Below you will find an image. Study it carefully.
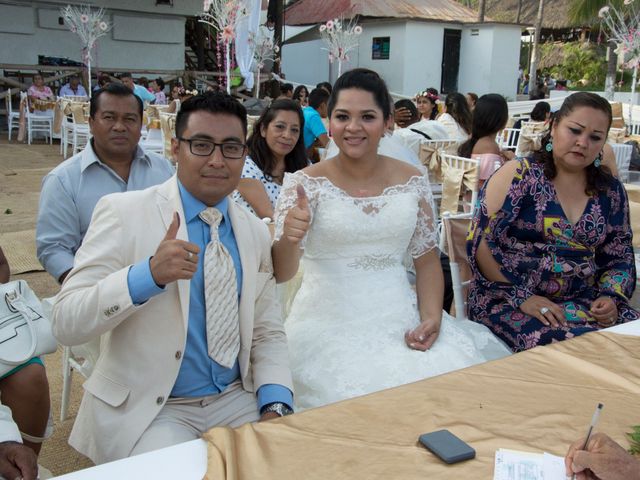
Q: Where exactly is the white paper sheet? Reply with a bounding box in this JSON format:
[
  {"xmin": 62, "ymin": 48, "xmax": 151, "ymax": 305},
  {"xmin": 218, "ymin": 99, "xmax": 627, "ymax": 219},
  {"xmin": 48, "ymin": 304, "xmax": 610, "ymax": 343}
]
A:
[{"xmin": 494, "ymin": 449, "xmax": 566, "ymax": 480}]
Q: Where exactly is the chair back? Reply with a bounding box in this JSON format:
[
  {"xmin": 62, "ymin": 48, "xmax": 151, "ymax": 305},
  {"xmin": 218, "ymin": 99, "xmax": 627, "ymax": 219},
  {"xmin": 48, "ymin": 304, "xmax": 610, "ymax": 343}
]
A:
[
  {"xmin": 5, "ymin": 88, "xmax": 12, "ymax": 116},
  {"xmin": 439, "ymin": 153, "xmax": 480, "ymax": 216},
  {"xmin": 419, "ymin": 139, "xmax": 459, "ymax": 182},
  {"xmin": 496, "ymin": 128, "xmax": 520, "ymax": 150},
  {"xmin": 611, "ymin": 143, "xmax": 633, "ymax": 182},
  {"xmin": 608, "ymin": 127, "xmax": 626, "ymax": 144},
  {"xmin": 159, "ymin": 112, "xmax": 177, "ymax": 162},
  {"xmin": 442, "ymin": 212, "xmax": 473, "ymax": 321}
]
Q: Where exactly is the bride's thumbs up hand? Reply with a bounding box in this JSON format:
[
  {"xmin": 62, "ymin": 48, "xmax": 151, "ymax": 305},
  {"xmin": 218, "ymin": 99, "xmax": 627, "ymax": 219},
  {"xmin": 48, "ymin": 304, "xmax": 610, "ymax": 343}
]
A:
[{"xmin": 283, "ymin": 184, "xmax": 311, "ymax": 244}]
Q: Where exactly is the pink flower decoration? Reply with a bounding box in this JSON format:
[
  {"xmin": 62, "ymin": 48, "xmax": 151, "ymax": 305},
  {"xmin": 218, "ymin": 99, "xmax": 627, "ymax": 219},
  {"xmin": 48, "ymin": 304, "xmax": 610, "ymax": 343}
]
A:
[
  {"xmin": 99, "ymin": 21, "xmax": 108, "ymax": 31},
  {"xmin": 80, "ymin": 14, "xmax": 89, "ymax": 23},
  {"xmin": 326, "ymin": 20, "xmax": 334, "ymax": 30},
  {"xmin": 221, "ymin": 25, "xmax": 235, "ymax": 43},
  {"xmin": 319, "ymin": 24, "xmax": 327, "ymax": 32}
]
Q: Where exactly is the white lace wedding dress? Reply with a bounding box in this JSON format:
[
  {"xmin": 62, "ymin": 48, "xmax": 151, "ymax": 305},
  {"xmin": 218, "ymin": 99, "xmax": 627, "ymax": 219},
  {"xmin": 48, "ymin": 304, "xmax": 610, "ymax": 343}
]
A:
[{"xmin": 274, "ymin": 170, "xmax": 511, "ymax": 411}]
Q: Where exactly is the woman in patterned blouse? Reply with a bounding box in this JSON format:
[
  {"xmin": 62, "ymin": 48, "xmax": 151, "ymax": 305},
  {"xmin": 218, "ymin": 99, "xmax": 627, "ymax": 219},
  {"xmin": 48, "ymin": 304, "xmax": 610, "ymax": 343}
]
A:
[
  {"xmin": 467, "ymin": 92, "xmax": 639, "ymax": 352},
  {"xmin": 233, "ymin": 99, "xmax": 308, "ymax": 219}
]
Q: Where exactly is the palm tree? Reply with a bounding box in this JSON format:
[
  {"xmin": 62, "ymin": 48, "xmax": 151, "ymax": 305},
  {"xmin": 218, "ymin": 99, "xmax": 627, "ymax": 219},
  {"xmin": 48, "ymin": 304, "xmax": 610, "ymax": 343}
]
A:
[
  {"xmin": 478, "ymin": 0, "xmax": 486, "ymax": 22},
  {"xmin": 568, "ymin": 0, "xmax": 624, "ymax": 100}
]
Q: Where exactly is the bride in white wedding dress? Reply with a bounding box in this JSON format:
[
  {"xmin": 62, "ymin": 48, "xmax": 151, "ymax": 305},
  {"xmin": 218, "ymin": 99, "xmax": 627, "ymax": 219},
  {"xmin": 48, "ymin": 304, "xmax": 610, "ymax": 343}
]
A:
[{"xmin": 272, "ymin": 69, "xmax": 510, "ymax": 411}]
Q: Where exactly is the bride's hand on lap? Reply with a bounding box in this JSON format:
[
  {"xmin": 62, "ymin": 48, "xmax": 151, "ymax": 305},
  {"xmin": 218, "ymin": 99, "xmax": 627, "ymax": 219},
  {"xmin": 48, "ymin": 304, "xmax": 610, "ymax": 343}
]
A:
[
  {"xmin": 283, "ymin": 184, "xmax": 311, "ymax": 244},
  {"xmin": 520, "ymin": 295, "xmax": 566, "ymax": 327},
  {"xmin": 405, "ymin": 317, "xmax": 441, "ymax": 351}
]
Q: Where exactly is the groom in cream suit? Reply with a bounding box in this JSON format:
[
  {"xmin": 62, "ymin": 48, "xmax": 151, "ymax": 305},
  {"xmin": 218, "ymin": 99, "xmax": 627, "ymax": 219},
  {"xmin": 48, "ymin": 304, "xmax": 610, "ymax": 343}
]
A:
[{"xmin": 52, "ymin": 93, "xmax": 294, "ymax": 464}]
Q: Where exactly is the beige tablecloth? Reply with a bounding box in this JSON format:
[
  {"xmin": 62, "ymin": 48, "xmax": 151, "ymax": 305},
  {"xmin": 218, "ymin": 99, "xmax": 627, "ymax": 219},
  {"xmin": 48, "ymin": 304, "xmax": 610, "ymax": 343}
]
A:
[{"xmin": 204, "ymin": 332, "xmax": 640, "ymax": 479}]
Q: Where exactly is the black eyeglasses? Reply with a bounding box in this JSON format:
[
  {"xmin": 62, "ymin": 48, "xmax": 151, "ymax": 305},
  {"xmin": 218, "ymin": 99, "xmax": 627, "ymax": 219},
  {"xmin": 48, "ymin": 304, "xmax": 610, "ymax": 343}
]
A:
[{"xmin": 177, "ymin": 137, "xmax": 246, "ymax": 159}]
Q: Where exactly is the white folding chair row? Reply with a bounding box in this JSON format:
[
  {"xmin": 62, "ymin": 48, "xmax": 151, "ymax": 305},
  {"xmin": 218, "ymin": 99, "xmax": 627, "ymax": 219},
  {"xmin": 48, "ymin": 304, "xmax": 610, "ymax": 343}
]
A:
[
  {"xmin": 611, "ymin": 142, "xmax": 633, "ymax": 183},
  {"xmin": 441, "ymin": 212, "xmax": 474, "ymax": 321},
  {"xmin": 5, "ymin": 88, "xmax": 21, "ymax": 141}
]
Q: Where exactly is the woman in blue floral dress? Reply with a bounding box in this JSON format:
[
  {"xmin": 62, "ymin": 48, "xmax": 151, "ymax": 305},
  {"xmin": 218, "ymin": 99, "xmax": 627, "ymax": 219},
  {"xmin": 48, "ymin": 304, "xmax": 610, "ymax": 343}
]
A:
[{"xmin": 467, "ymin": 92, "xmax": 639, "ymax": 352}]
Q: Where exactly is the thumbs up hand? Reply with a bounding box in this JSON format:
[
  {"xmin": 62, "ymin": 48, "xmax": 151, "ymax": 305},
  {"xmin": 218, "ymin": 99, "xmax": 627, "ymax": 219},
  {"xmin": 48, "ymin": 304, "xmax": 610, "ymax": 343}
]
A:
[
  {"xmin": 283, "ymin": 184, "xmax": 311, "ymax": 245},
  {"xmin": 150, "ymin": 212, "xmax": 200, "ymax": 287}
]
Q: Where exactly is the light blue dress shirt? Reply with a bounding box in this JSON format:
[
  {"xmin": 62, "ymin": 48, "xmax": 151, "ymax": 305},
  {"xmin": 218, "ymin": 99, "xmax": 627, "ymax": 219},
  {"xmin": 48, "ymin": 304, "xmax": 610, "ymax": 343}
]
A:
[
  {"xmin": 36, "ymin": 141, "xmax": 174, "ymax": 281},
  {"xmin": 303, "ymin": 106, "xmax": 327, "ymax": 148},
  {"xmin": 134, "ymin": 84, "xmax": 156, "ymax": 103},
  {"xmin": 127, "ymin": 182, "xmax": 292, "ymax": 410},
  {"xmin": 59, "ymin": 83, "xmax": 88, "ymax": 97}
]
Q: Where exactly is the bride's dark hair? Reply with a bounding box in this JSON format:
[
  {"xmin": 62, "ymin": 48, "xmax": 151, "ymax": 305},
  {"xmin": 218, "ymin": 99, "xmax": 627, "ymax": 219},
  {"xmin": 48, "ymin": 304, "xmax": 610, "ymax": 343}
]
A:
[{"xmin": 327, "ymin": 68, "xmax": 392, "ymax": 120}]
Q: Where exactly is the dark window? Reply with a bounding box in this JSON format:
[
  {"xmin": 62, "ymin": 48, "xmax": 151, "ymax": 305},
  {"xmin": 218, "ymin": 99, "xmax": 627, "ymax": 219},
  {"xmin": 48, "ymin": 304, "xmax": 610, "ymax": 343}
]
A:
[
  {"xmin": 156, "ymin": 0, "xmax": 173, "ymax": 5},
  {"xmin": 372, "ymin": 37, "xmax": 390, "ymax": 60}
]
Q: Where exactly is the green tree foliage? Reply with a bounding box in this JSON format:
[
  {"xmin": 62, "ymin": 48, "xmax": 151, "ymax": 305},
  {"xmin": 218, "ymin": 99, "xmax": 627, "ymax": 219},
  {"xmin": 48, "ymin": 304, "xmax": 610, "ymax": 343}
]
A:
[{"xmin": 541, "ymin": 42, "xmax": 606, "ymax": 86}]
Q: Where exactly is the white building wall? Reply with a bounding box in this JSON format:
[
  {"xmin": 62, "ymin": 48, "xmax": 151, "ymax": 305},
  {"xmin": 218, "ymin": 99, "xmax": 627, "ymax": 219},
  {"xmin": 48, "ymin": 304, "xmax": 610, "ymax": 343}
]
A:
[
  {"xmin": 458, "ymin": 24, "xmax": 521, "ymax": 99},
  {"xmin": 281, "ymin": 38, "xmax": 328, "ymax": 88},
  {"xmin": 0, "ymin": 1, "xmax": 202, "ymax": 70}
]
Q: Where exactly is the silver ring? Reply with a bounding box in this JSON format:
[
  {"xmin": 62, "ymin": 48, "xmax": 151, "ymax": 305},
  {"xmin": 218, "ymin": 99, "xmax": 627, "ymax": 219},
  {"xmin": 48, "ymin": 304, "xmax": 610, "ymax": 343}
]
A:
[
  {"xmin": 187, "ymin": 251, "xmax": 193, "ymax": 261},
  {"xmin": 540, "ymin": 307, "xmax": 550, "ymax": 315}
]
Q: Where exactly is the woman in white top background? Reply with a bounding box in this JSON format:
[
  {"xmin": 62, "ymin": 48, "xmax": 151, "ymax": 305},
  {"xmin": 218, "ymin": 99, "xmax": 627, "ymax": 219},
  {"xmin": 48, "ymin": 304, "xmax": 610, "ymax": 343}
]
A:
[
  {"xmin": 438, "ymin": 92, "xmax": 472, "ymax": 142},
  {"xmin": 233, "ymin": 99, "xmax": 308, "ymax": 219}
]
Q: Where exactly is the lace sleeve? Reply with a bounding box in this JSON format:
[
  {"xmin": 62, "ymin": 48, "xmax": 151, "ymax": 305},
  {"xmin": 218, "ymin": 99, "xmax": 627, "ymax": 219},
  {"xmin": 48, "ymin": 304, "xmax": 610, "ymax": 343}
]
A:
[
  {"xmin": 408, "ymin": 173, "xmax": 439, "ymax": 258},
  {"xmin": 273, "ymin": 171, "xmax": 309, "ymax": 244}
]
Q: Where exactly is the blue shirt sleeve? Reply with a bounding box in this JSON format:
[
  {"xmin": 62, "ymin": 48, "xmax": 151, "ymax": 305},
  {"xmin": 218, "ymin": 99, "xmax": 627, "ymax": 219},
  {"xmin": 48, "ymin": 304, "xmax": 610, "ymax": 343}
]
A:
[
  {"xmin": 127, "ymin": 257, "xmax": 165, "ymax": 305},
  {"xmin": 308, "ymin": 112, "xmax": 327, "ymax": 139},
  {"xmin": 257, "ymin": 384, "xmax": 294, "ymax": 412},
  {"xmin": 36, "ymin": 174, "xmax": 82, "ymax": 282}
]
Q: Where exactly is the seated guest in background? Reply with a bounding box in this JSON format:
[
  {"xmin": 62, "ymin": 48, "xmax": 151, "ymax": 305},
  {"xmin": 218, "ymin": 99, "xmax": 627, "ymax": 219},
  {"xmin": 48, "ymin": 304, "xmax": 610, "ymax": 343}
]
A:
[
  {"xmin": 303, "ymin": 88, "xmax": 330, "ymax": 156},
  {"xmin": 393, "ymin": 98, "xmax": 420, "ymax": 129},
  {"xmin": 467, "ymin": 92, "xmax": 639, "ymax": 352},
  {"xmin": 233, "ymin": 99, "xmax": 307, "ymax": 219},
  {"xmin": 170, "ymin": 83, "xmax": 182, "ymax": 101},
  {"xmin": 529, "ymin": 82, "xmax": 547, "ymax": 100},
  {"xmin": 120, "ymin": 72, "xmax": 155, "ymax": 104},
  {"xmin": 438, "ymin": 92, "xmax": 472, "ymax": 141},
  {"xmin": 394, "ymin": 97, "xmax": 448, "ymax": 144},
  {"xmin": 27, "ymin": 74, "xmax": 54, "ymax": 102},
  {"xmin": 466, "ymin": 92, "xmax": 478, "ymax": 111},
  {"xmin": 59, "ymin": 75, "xmax": 88, "ymax": 98},
  {"xmin": 565, "ymin": 432, "xmax": 640, "ymax": 479},
  {"xmin": 293, "ymin": 85, "xmax": 309, "ymax": 107},
  {"xmin": 279, "ymin": 83, "xmax": 294, "ymax": 99},
  {"xmin": 511, "ymin": 101, "xmax": 551, "ymax": 152},
  {"xmin": 94, "ymin": 73, "xmax": 111, "ymax": 92},
  {"xmin": 36, "ymin": 83, "xmax": 174, "ymax": 285},
  {"xmin": 415, "ymin": 87, "xmax": 439, "ymax": 121},
  {"xmin": 0, "ymin": 247, "xmax": 51, "ymax": 478},
  {"xmin": 458, "ymin": 94, "xmax": 514, "ymax": 187},
  {"xmin": 316, "ymin": 81, "xmax": 332, "ymax": 95},
  {"xmin": 52, "ymin": 92, "xmax": 293, "ymax": 464},
  {"xmin": 150, "ymin": 77, "xmax": 167, "ymax": 105}
]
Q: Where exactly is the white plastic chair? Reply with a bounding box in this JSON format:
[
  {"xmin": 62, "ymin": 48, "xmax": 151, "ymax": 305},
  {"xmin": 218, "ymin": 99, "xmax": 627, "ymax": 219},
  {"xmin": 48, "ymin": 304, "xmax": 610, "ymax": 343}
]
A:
[
  {"xmin": 140, "ymin": 127, "xmax": 164, "ymax": 155},
  {"xmin": 5, "ymin": 89, "xmax": 21, "ymax": 141},
  {"xmin": 611, "ymin": 142, "xmax": 633, "ymax": 183},
  {"xmin": 441, "ymin": 212, "xmax": 473, "ymax": 321},
  {"xmin": 496, "ymin": 128, "xmax": 520, "ymax": 150},
  {"xmin": 26, "ymin": 97, "xmax": 54, "ymax": 145}
]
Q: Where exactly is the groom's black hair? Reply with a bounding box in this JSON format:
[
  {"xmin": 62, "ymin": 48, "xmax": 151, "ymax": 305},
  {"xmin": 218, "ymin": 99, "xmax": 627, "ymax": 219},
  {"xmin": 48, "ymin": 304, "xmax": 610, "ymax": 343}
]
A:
[
  {"xmin": 328, "ymin": 68, "xmax": 392, "ymax": 120},
  {"xmin": 175, "ymin": 92, "xmax": 248, "ymax": 138}
]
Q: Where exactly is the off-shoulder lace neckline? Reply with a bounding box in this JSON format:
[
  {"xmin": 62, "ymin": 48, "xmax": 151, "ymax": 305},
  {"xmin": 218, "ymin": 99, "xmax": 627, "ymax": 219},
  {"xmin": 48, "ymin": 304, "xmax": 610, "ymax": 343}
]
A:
[{"xmin": 290, "ymin": 171, "xmax": 426, "ymax": 200}]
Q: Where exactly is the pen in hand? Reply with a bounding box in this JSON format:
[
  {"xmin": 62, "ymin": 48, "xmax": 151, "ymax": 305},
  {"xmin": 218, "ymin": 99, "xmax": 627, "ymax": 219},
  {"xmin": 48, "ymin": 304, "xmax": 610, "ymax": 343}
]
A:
[{"xmin": 571, "ymin": 403, "xmax": 604, "ymax": 480}]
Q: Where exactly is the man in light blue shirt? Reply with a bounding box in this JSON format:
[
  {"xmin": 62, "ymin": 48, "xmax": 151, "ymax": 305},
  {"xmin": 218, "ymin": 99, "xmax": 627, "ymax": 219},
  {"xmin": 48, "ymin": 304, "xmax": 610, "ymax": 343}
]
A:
[
  {"xmin": 36, "ymin": 83, "xmax": 174, "ymax": 283},
  {"xmin": 51, "ymin": 92, "xmax": 293, "ymax": 462},
  {"xmin": 121, "ymin": 72, "xmax": 156, "ymax": 104},
  {"xmin": 58, "ymin": 75, "xmax": 88, "ymax": 98},
  {"xmin": 303, "ymin": 87, "xmax": 330, "ymax": 154}
]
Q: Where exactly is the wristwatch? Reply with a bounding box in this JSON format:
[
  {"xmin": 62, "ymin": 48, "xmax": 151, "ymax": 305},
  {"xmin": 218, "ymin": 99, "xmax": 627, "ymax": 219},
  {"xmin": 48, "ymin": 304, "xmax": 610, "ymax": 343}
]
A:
[{"xmin": 260, "ymin": 402, "xmax": 294, "ymax": 417}]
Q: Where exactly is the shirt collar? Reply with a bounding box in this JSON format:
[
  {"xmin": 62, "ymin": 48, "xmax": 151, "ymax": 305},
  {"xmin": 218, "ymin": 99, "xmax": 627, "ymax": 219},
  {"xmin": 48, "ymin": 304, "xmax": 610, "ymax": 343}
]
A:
[
  {"xmin": 177, "ymin": 180, "xmax": 230, "ymax": 225},
  {"xmin": 80, "ymin": 140, "xmax": 150, "ymax": 172}
]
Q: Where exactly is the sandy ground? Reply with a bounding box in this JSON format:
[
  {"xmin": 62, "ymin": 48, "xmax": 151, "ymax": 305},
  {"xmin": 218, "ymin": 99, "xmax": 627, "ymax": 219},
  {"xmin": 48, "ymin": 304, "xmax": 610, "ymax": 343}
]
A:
[{"xmin": 1, "ymin": 137, "xmax": 94, "ymax": 476}]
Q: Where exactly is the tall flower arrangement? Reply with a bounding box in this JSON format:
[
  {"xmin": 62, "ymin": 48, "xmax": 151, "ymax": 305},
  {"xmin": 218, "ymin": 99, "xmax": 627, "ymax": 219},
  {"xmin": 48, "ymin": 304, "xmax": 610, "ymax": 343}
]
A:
[
  {"xmin": 201, "ymin": 0, "xmax": 248, "ymax": 94},
  {"xmin": 599, "ymin": 0, "xmax": 640, "ymax": 122},
  {"xmin": 319, "ymin": 16, "xmax": 363, "ymax": 77},
  {"xmin": 249, "ymin": 28, "xmax": 279, "ymax": 97},
  {"xmin": 61, "ymin": 4, "xmax": 111, "ymax": 96}
]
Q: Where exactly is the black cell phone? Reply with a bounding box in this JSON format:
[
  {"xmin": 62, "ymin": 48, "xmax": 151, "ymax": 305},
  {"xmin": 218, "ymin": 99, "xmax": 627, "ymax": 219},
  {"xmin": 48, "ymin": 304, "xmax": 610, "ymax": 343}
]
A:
[{"xmin": 418, "ymin": 429, "xmax": 476, "ymax": 464}]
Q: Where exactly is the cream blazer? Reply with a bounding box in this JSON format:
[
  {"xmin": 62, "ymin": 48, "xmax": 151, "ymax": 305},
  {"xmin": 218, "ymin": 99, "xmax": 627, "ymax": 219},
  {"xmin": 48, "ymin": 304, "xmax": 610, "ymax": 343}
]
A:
[{"xmin": 52, "ymin": 175, "xmax": 293, "ymax": 464}]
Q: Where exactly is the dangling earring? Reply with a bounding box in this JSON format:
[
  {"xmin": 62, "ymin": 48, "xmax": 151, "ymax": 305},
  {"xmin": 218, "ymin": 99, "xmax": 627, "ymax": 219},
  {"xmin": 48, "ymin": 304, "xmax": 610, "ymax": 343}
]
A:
[
  {"xmin": 545, "ymin": 139, "xmax": 553, "ymax": 152},
  {"xmin": 594, "ymin": 152, "xmax": 602, "ymax": 168}
]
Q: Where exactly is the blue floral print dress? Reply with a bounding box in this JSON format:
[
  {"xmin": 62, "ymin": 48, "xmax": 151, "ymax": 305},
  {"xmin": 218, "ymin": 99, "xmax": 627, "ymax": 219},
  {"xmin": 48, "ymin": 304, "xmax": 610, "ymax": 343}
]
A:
[{"xmin": 467, "ymin": 159, "xmax": 639, "ymax": 352}]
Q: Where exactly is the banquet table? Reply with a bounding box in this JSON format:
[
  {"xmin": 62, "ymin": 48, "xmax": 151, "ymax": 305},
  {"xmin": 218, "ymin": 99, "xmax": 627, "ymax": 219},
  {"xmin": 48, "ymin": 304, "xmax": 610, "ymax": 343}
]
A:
[{"xmin": 53, "ymin": 321, "xmax": 640, "ymax": 479}]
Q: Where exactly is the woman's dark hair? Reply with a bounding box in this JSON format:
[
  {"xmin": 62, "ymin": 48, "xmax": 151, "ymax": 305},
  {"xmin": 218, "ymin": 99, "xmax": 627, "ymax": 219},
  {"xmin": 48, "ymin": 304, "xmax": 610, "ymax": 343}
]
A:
[
  {"xmin": 328, "ymin": 68, "xmax": 392, "ymax": 120},
  {"xmin": 458, "ymin": 94, "xmax": 508, "ymax": 158},
  {"xmin": 394, "ymin": 99, "xmax": 419, "ymax": 124},
  {"xmin": 247, "ymin": 99, "xmax": 307, "ymax": 180},
  {"xmin": 155, "ymin": 77, "xmax": 165, "ymax": 91},
  {"xmin": 530, "ymin": 101, "xmax": 550, "ymax": 121},
  {"xmin": 293, "ymin": 85, "xmax": 308, "ymax": 103},
  {"xmin": 444, "ymin": 92, "xmax": 472, "ymax": 135},
  {"xmin": 466, "ymin": 92, "xmax": 478, "ymax": 106},
  {"xmin": 533, "ymin": 92, "xmax": 613, "ymax": 193}
]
